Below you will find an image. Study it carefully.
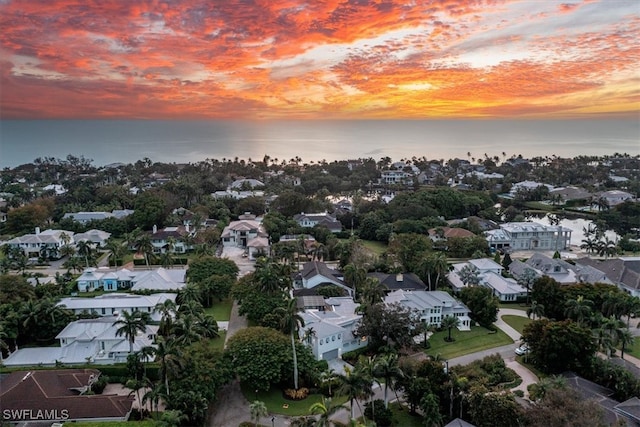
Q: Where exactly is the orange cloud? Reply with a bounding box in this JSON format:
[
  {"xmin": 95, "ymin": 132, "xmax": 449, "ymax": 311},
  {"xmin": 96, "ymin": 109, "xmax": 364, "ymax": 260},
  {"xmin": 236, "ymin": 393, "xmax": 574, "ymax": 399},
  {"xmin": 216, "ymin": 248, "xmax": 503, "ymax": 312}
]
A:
[{"xmin": 0, "ymin": 0, "xmax": 638, "ymax": 119}]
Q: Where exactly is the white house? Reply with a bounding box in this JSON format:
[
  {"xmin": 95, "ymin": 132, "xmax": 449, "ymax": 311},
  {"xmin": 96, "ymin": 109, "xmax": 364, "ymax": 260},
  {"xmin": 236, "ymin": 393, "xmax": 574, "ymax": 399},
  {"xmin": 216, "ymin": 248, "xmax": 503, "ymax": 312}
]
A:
[
  {"xmin": 74, "ymin": 229, "xmax": 112, "ymax": 248},
  {"xmin": 3, "ymin": 316, "xmax": 158, "ymax": 367},
  {"xmin": 76, "ymin": 267, "xmax": 186, "ymax": 292},
  {"xmin": 221, "ymin": 213, "xmax": 268, "ymax": 248},
  {"xmin": 3, "ymin": 228, "xmax": 74, "ymax": 259},
  {"xmin": 63, "ymin": 209, "xmax": 134, "ymax": 224},
  {"xmin": 484, "ymin": 222, "xmax": 572, "ymax": 252},
  {"xmin": 385, "ymin": 290, "xmax": 472, "ymax": 330},
  {"xmin": 596, "ymin": 190, "xmax": 635, "ymax": 207},
  {"xmin": 300, "ymin": 296, "xmax": 367, "ymax": 361},
  {"xmin": 58, "ymin": 293, "xmax": 177, "ymax": 321},
  {"xmin": 293, "ymin": 212, "xmax": 342, "ymax": 233},
  {"xmin": 380, "ymin": 170, "xmax": 413, "ymax": 185},
  {"xmin": 509, "ymin": 181, "xmax": 554, "ymax": 197},
  {"xmin": 448, "ymin": 259, "xmax": 527, "ymax": 302},
  {"xmin": 149, "ymin": 224, "xmax": 194, "ymax": 253}
]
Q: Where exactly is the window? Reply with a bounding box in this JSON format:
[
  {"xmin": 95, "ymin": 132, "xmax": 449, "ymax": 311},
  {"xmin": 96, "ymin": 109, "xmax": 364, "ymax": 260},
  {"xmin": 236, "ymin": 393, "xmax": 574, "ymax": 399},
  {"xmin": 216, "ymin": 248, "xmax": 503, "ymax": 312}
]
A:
[
  {"xmin": 332, "ymin": 336, "xmax": 336, "ymax": 342},
  {"xmin": 320, "ymin": 339, "xmax": 324, "ymax": 345},
  {"xmin": 338, "ymin": 334, "xmax": 342, "ymax": 339}
]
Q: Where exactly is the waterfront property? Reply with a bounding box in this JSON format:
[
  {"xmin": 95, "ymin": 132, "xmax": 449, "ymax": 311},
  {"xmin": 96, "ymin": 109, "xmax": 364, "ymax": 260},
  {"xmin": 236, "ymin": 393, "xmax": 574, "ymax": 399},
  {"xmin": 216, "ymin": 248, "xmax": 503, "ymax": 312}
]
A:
[{"xmin": 484, "ymin": 221, "xmax": 572, "ymax": 252}]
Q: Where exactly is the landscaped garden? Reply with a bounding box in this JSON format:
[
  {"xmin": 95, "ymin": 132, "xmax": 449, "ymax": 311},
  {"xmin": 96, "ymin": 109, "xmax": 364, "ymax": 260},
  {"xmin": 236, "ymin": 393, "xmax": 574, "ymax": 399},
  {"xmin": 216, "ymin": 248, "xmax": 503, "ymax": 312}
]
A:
[
  {"xmin": 204, "ymin": 298, "xmax": 233, "ymax": 321},
  {"xmin": 426, "ymin": 326, "xmax": 513, "ymax": 360},
  {"xmin": 240, "ymin": 383, "xmax": 348, "ymax": 416}
]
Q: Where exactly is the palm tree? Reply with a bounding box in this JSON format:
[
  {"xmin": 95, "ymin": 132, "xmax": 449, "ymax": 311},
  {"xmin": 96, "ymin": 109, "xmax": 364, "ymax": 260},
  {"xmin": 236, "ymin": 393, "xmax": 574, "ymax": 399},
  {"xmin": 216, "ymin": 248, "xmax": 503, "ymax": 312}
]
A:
[
  {"xmin": 171, "ymin": 314, "xmax": 203, "ymax": 346},
  {"xmin": 619, "ymin": 328, "xmax": 635, "ymax": 360},
  {"xmin": 564, "ymin": 295, "xmax": 593, "ymax": 326},
  {"xmin": 176, "ymin": 284, "xmax": 202, "ymax": 305},
  {"xmin": 309, "ymin": 397, "xmax": 346, "ymax": 427},
  {"xmin": 156, "ymin": 409, "xmax": 187, "ymax": 427},
  {"xmin": 343, "ymin": 263, "xmax": 367, "ymax": 300},
  {"xmin": 196, "ymin": 313, "xmax": 219, "ymax": 339},
  {"xmin": 275, "ymin": 298, "xmax": 305, "ymax": 390},
  {"xmin": 527, "ymin": 301, "xmax": 545, "ymax": 320},
  {"xmin": 76, "ymin": 240, "xmax": 94, "ymax": 268},
  {"xmin": 336, "ymin": 367, "xmax": 369, "ymax": 420},
  {"xmin": 373, "ymin": 353, "xmax": 404, "ymax": 408},
  {"xmin": 441, "ymin": 315, "xmax": 460, "ymax": 342},
  {"xmin": 105, "ymin": 239, "xmax": 126, "ymax": 267},
  {"xmin": 142, "ymin": 380, "xmax": 165, "ymax": 416},
  {"xmin": 113, "ymin": 311, "xmax": 151, "ymax": 354},
  {"xmin": 155, "ymin": 300, "xmax": 177, "ymax": 337},
  {"xmin": 359, "ymin": 278, "xmax": 386, "ymax": 307},
  {"xmin": 149, "ymin": 338, "xmax": 182, "ymax": 397},
  {"xmin": 249, "ymin": 400, "xmax": 268, "ymax": 427},
  {"xmin": 134, "ymin": 234, "xmax": 154, "ymax": 268}
]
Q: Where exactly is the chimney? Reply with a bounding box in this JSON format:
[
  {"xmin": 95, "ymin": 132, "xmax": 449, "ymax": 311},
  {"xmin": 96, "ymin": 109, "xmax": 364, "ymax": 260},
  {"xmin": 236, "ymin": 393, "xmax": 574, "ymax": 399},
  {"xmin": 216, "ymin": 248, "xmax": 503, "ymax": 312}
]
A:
[
  {"xmin": 152, "ymin": 224, "xmax": 157, "ymax": 234},
  {"xmin": 396, "ymin": 273, "xmax": 403, "ymax": 282},
  {"xmin": 35, "ymin": 227, "xmax": 40, "ymax": 235}
]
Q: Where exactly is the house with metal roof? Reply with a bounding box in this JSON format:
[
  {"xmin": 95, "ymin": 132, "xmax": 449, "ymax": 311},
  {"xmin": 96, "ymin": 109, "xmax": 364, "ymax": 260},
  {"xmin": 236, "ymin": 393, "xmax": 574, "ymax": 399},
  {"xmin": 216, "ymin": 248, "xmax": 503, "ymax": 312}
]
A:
[
  {"xmin": 3, "ymin": 228, "xmax": 74, "ymax": 259},
  {"xmin": 448, "ymin": 259, "xmax": 527, "ymax": 302},
  {"xmin": 57, "ymin": 293, "xmax": 176, "ymax": 321},
  {"xmin": 295, "ymin": 261, "xmax": 353, "ymax": 297},
  {"xmin": 299, "ymin": 296, "xmax": 366, "ymax": 361},
  {"xmin": 3, "ymin": 316, "xmax": 158, "ymax": 367},
  {"xmin": 484, "ymin": 221, "xmax": 572, "ymax": 252},
  {"xmin": 385, "ymin": 290, "xmax": 472, "ymax": 330}
]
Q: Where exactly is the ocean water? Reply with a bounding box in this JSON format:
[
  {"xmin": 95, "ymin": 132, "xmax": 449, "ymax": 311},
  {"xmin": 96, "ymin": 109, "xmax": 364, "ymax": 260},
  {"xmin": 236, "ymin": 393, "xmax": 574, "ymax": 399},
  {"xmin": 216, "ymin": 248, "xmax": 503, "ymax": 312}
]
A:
[{"xmin": 0, "ymin": 119, "xmax": 638, "ymax": 168}]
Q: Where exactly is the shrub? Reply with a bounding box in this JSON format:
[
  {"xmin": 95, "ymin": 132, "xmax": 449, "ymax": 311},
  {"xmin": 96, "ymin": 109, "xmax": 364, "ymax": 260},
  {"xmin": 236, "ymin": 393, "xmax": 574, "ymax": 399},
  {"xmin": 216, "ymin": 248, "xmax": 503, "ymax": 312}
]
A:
[
  {"xmin": 364, "ymin": 399, "xmax": 393, "ymax": 427},
  {"xmin": 513, "ymin": 389, "xmax": 524, "ymax": 398},
  {"xmin": 284, "ymin": 387, "xmax": 309, "ymax": 400}
]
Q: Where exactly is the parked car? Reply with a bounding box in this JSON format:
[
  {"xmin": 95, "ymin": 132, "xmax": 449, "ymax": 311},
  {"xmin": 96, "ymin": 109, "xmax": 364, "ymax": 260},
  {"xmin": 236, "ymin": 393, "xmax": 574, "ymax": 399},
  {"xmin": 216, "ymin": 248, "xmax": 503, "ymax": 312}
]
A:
[{"xmin": 515, "ymin": 345, "xmax": 529, "ymax": 356}]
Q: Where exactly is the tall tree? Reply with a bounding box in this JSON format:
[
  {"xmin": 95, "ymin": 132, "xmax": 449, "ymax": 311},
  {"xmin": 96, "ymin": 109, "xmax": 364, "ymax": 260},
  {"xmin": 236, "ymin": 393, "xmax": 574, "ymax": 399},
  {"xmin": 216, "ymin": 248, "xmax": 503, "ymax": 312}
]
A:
[
  {"xmin": 373, "ymin": 353, "xmax": 404, "ymax": 408},
  {"xmin": 113, "ymin": 311, "xmax": 151, "ymax": 354},
  {"xmin": 275, "ymin": 298, "xmax": 305, "ymax": 390},
  {"xmin": 441, "ymin": 315, "xmax": 461, "ymax": 342},
  {"xmin": 249, "ymin": 400, "xmax": 268, "ymax": 427}
]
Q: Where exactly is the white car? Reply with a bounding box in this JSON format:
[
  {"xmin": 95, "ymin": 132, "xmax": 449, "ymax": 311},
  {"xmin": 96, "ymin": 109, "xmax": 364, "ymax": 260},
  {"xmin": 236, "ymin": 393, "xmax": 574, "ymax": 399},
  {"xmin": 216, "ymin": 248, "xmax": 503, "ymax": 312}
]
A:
[{"xmin": 515, "ymin": 345, "xmax": 529, "ymax": 356}]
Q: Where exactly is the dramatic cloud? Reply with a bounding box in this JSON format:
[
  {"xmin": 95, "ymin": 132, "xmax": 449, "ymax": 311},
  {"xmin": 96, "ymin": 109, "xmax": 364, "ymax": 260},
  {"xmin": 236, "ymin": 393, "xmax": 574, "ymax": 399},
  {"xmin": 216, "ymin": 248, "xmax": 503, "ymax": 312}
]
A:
[{"xmin": 0, "ymin": 0, "xmax": 638, "ymax": 118}]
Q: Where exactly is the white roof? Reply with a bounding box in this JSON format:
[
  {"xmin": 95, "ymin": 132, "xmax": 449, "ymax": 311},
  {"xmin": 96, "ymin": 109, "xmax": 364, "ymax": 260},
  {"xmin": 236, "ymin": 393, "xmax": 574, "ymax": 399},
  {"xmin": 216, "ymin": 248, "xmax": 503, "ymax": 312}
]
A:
[
  {"xmin": 131, "ymin": 268, "xmax": 186, "ymax": 291},
  {"xmin": 481, "ymin": 272, "xmax": 526, "ymax": 296},
  {"xmin": 469, "ymin": 258, "xmax": 503, "ymax": 271},
  {"xmin": 58, "ymin": 293, "xmax": 177, "ymax": 311}
]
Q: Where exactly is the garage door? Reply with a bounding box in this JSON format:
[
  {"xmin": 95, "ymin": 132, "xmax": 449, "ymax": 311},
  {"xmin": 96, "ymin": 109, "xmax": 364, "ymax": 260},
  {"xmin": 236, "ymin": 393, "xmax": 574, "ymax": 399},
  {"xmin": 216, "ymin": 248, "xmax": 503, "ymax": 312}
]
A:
[{"xmin": 322, "ymin": 349, "xmax": 339, "ymax": 360}]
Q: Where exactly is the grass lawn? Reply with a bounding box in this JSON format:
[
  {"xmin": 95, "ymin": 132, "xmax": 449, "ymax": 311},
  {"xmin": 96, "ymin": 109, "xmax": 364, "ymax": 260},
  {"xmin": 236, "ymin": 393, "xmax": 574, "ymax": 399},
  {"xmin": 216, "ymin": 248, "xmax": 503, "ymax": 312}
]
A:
[
  {"xmin": 622, "ymin": 336, "xmax": 640, "ymax": 359},
  {"xmin": 208, "ymin": 331, "xmax": 226, "ymax": 352},
  {"xmin": 389, "ymin": 402, "xmax": 422, "ymax": 427},
  {"xmin": 502, "ymin": 315, "xmax": 532, "ymax": 335},
  {"xmin": 498, "ymin": 302, "xmax": 528, "ymax": 311},
  {"xmin": 204, "ymin": 298, "xmax": 233, "ymax": 321},
  {"xmin": 426, "ymin": 326, "xmax": 513, "ymax": 360},
  {"xmin": 241, "ymin": 383, "xmax": 348, "ymax": 416},
  {"xmin": 361, "ymin": 240, "xmax": 387, "ymax": 256},
  {"xmin": 70, "ymin": 422, "xmax": 157, "ymax": 427}
]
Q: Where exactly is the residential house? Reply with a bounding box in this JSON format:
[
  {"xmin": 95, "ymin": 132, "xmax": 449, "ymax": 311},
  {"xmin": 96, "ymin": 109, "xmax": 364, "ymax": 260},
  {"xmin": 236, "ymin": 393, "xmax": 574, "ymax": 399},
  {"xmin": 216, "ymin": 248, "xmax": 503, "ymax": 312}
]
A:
[
  {"xmin": 548, "ymin": 186, "xmax": 592, "ymax": 204},
  {"xmin": 3, "ymin": 228, "xmax": 74, "ymax": 259},
  {"xmin": 300, "ymin": 296, "xmax": 367, "ymax": 361},
  {"xmin": 3, "ymin": 316, "xmax": 158, "ymax": 367},
  {"xmin": 295, "ymin": 261, "xmax": 353, "ymax": 297},
  {"xmin": 448, "ymin": 259, "xmax": 527, "ymax": 302},
  {"xmin": 484, "ymin": 222, "xmax": 572, "ymax": 252},
  {"xmin": 574, "ymin": 257, "xmax": 640, "ymax": 297},
  {"xmin": 212, "ymin": 189, "xmax": 265, "ymax": 199},
  {"xmin": 74, "ymin": 229, "xmax": 112, "ymax": 248},
  {"xmin": 229, "ymin": 178, "xmax": 265, "ymax": 189},
  {"xmin": 149, "ymin": 224, "xmax": 194, "ymax": 253},
  {"xmin": 247, "ymin": 236, "xmax": 270, "ymax": 260},
  {"xmin": 380, "ymin": 170, "xmax": 413, "ymax": 186},
  {"xmin": 62, "ymin": 209, "xmax": 134, "ymax": 224},
  {"xmin": 221, "ymin": 213, "xmax": 268, "ymax": 248},
  {"xmin": 0, "ymin": 369, "xmax": 134, "ymax": 424},
  {"xmin": 596, "ymin": 190, "xmax": 635, "ymax": 207},
  {"xmin": 384, "ymin": 290, "xmax": 472, "ymax": 330},
  {"xmin": 509, "ymin": 181, "xmax": 554, "ymax": 197},
  {"xmin": 58, "ymin": 293, "xmax": 177, "ymax": 322},
  {"xmin": 509, "ymin": 253, "xmax": 595, "ymax": 285},
  {"xmin": 76, "ymin": 267, "xmax": 186, "ymax": 292},
  {"xmin": 293, "ymin": 212, "xmax": 342, "ymax": 233},
  {"xmin": 428, "ymin": 226, "xmax": 476, "ymax": 243},
  {"xmin": 367, "ymin": 272, "xmax": 427, "ymax": 291}
]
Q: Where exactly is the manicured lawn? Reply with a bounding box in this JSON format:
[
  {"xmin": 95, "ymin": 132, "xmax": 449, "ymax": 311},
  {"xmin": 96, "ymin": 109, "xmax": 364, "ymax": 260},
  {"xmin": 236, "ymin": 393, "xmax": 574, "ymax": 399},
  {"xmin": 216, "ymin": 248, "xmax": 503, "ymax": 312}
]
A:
[
  {"xmin": 426, "ymin": 326, "xmax": 513, "ymax": 360},
  {"xmin": 389, "ymin": 402, "xmax": 422, "ymax": 427},
  {"xmin": 502, "ymin": 315, "xmax": 532, "ymax": 335},
  {"xmin": 498, "ymin": 302, "xmax": 527, "ymax": 311},
  {"xmin": 204, "ymin": 298, "xmax": 233, "ymax": 321},
  {"xmin": 241, "ymin": 383, "xmax": 348, "ymax": 416},
  {"xmin": 361, "ymin": 240, "xmax": 387, "ymax": 256},
  {"xmin": 208, "ymin": 331, "xmax": 226, "ymax": 352}
]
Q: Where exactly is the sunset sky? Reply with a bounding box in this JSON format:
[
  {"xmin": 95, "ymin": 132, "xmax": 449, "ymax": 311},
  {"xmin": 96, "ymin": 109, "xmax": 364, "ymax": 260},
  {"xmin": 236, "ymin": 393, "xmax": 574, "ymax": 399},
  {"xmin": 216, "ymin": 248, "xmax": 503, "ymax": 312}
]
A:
[{"xmin": 1, "ymin": 0, "xmax": 639, "ymax": 119}]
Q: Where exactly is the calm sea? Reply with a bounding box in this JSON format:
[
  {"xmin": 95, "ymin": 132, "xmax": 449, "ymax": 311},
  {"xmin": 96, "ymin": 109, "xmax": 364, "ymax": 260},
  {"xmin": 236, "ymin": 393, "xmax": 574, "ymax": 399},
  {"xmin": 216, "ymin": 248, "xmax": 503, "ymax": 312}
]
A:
[{"xmin": 0, "ymin": 119, "xmax": 638, "ymax": 168}]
